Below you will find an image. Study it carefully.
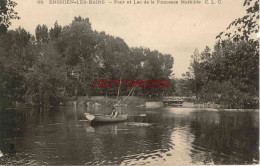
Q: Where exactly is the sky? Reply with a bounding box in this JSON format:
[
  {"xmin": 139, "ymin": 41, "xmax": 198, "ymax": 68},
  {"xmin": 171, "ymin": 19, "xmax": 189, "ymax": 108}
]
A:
[{"xmin": 10, "ymin": 0, "xmax": 246, "ymax": 78}]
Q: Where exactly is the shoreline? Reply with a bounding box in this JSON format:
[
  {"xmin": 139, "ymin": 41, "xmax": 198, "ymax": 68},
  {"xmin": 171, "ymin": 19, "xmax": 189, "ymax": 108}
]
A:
[{"xmin": 1, "ymin": 96, "xmax": 259, "ymax": 111}]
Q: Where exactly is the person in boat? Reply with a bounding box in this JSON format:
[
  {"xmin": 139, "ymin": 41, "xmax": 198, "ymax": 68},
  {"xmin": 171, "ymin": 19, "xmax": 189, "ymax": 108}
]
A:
[
  {"xmin": 117, "ymin": 98, "xmax": 123, "ymax": 107},
  {"xmin": 110, "ymin": 107, "xmax": 118, "ymax": 118},
  {"xmin": 94, "ymin": 101, "xmax": 101, "ymax": 107}
]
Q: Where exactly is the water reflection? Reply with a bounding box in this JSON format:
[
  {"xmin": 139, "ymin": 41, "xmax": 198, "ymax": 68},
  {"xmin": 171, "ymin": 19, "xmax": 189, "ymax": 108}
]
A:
[
  {"xmin": 189, "ymin": 111, "xmax": 259, "ymax": 164},
  {"xmin": 0, "ymin": 106, "xmax": 258, "ymax": 165}
]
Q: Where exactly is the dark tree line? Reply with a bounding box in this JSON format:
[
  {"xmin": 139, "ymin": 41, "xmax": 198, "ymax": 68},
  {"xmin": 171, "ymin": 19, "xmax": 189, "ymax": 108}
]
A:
[
  {"xmin": 0, "ymin": 16, "xmax": 174, "ymax": 107},
  {"xmin": 180, "ymin": 0, "xmax": 259, "ymax": 108}
]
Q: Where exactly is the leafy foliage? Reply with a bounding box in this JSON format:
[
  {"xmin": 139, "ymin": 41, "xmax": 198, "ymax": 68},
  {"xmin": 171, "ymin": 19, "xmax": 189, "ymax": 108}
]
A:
[
  {"xmin": 0, "ymin": 17, "xmax": 174, "ymax": 107},
  {"xmin": 0, "ymin": 0, "xmax": 20, "ymax": 37},
  {"xmin": 217, "ymin": 0, "xmax": 259, "ymax": 42},
  {"xmin": 182, "ymin": 39, "xmax": 258, "ymax": 108},
  {"xmin": 181, "ymin": 0, "xmax": 259, "ymax": 108}
]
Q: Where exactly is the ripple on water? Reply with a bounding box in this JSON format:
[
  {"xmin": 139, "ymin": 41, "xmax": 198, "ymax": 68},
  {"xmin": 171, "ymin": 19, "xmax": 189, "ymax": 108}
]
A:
[
  {"xmin": 0, "ymin": 151, "xmax": 39, "ymax": 165},
  {"xmin": 0, "ymin": 107, "xmax": 258, "ymax": 165}
]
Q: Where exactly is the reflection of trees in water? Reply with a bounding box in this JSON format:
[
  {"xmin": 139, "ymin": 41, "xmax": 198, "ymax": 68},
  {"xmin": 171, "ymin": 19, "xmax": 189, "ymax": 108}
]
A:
[
  {"xmin": 88, "ymin": 111, "xmax": 200, "ymax": 165},
  {"xmin": 0, "ymin": 109, "xmax": 24, "ymax": 156},
  {"xmin": 0, "ymin": 107, "xmax": 79, "ymax": 165},
  {"xmin": 168, "ymin": 126, "xmax": 196, "ymax": 165},
  {"xmin": 189, "ymin": 111, "xmax": 259, "ymax": 164},
  {"xmin": 91, "ymin": 137, "xmax": 105, "ymax": 164},
  {"xmin": 145, "ymin": 111, "xmax": 198, "ymax": 164},
  {"xmin": 0, "ymin": 107, "xmax": 258, "ymax": 165},
  {"xmin": 89, "ymin": 118, "xmax": 174, "ymax": 165}
]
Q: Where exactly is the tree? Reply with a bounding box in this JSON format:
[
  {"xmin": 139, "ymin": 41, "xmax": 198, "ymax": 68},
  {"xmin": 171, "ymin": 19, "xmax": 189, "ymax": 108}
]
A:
[
  {"xmin": 0, "ymin": 62, "xmax": 24, "ymax": 107},
  {"xmin": 0, "ymin": 28, "xmax": 31, "ymax": 107},
  {"xmin": 0, "ymin": 0, "xmax": 20, "ymax": 37},
  {"xmin": 50, "ymin": 21, "xmax": 62, "ymax": 40},
  {"xmin": 0, "ymin": 16, "xmax": 175, "ymax": 107},
  {"xmin": 24, "ymin": 42, "xmax": 67, "ymax": 106},
  {"xmin": 35, "ymin": 24, "xmax": 49, "ymax": 43},
  {"xmin": 217, "ymin": 0, "xmax": 259, "ymax": 42},
  {"xmin": 181, "ymin": 40, "xmax": 258, "ymax": 108},
  {"xmin": 180, "ymin": 0, "xmax": 259, "ymax": 108},
  {"xmin": 57, "ymin": 16, "xmax": 100, "ymax": 97},
  {"xmin": 181, "ymin": 49, "xmax": 207, "ymax": 99}
]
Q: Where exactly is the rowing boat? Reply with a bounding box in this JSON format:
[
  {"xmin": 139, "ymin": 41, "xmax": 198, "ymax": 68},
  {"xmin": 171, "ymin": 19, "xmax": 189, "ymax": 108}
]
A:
[{"xmin": 84, "ymin": 113, "xmax": 128, "ymax": 123}]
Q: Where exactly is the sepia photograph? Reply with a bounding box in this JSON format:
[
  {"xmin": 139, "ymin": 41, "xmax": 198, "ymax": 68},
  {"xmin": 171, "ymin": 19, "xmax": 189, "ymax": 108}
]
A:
[{"xmin": 0, "ymin": 0, "xmax": 259, "ymax": 165}]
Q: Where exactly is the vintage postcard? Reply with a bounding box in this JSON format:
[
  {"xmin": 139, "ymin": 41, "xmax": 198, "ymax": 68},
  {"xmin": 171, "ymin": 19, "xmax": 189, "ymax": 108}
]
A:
[{"xmin": 0, "ymin": 0, "xmax": 259, "ymax": 165}]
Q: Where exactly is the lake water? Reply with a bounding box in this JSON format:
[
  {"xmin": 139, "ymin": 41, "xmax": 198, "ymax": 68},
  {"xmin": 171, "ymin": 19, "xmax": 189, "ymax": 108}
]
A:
[{"xmin": 0, "ymin": 106, "xmax": 259, "ymax": 165}]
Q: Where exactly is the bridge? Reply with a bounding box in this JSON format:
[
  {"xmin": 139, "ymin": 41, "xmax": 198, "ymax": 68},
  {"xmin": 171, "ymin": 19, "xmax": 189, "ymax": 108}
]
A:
[{"xmin": 163, "ymin": 97, "xmax": 184, "ymax": 107}]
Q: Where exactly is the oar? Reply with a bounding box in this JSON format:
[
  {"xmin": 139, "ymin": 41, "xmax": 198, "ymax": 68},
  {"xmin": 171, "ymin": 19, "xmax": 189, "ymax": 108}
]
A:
[
  {"xmin": 129, "ymin": 114, "xmax": 146, "ymax": 117},
  {"xmin": 84, "ymin": 113, "xmax": 102, "ymax": 120},
  {"xmin": 84, "ymin": 113, "xmax": 102, "ymax": 116},
  {"xmin": 85, "ymin": 114, "xmax": 95, "ymax": 121}
]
